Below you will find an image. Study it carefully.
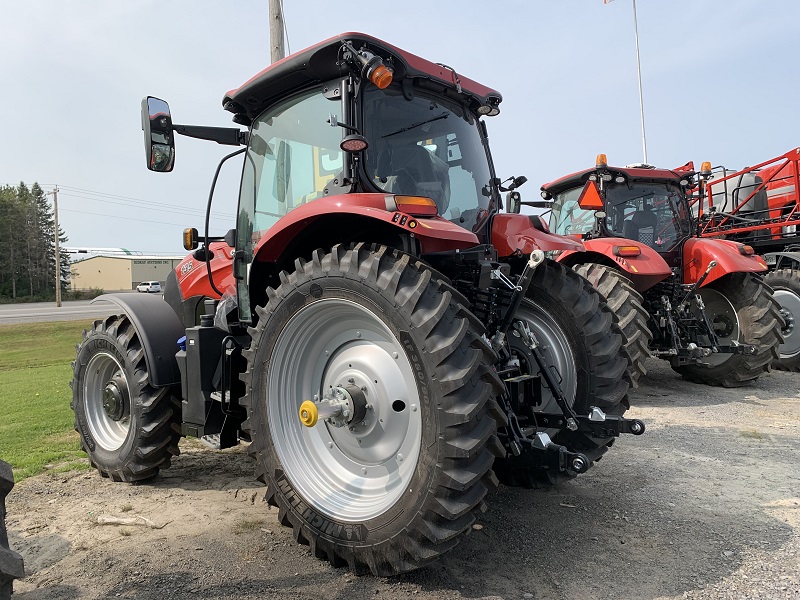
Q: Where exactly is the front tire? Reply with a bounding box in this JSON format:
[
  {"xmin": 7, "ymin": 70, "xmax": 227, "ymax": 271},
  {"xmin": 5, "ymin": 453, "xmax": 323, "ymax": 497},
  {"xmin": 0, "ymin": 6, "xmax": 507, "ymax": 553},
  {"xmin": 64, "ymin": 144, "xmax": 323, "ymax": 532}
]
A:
[
  {"xmin": 671, "ymin": 273, "xmax": 783, "ymax": 386},
  {"xmin": 71, "ymin": 315, "xmax": 182, "ymax": 481},
  {"xmin": 241, "ymin": 244, "xmax": 504, "ymax": 576},
  {"xmin": 764, "ymin": 268, "xmax": 800, "ymax": 371},
  {"xmin": 572, "ymin": 263, "xmax": 653, "ymax": 387}
]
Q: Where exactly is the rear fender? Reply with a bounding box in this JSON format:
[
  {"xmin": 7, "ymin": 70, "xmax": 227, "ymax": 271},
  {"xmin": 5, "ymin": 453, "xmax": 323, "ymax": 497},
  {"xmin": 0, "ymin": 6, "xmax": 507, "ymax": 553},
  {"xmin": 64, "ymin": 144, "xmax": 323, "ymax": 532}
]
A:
[
  {"xmin": 557, "ymin": 238, "xmax": 672, "ymax": 292},
  {"xmin": 683, "ymin": 238, "xmax": 768, "ymax": 286},
  {"xmin": 90, "ymin": 294, "xmax": 185, "ymax": 387},
  {"xmin": 252, "ymin": 193, "xmax": 479, "ymax": 261},
  {"xmin": 491, "ymin": 213, "xmax": 583, "ymax": 257}
]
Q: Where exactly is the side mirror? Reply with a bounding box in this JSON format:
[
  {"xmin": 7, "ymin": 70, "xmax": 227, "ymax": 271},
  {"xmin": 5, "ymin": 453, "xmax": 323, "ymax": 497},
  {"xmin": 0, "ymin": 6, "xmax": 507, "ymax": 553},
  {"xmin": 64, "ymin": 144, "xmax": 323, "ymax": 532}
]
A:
[
  {"xmin": 506, "ymin": 191, "xmax": 521, "ymax": 214},
  {"xmin": 141, "ymin": 96, "xmax": 175, "ymax": 172}
]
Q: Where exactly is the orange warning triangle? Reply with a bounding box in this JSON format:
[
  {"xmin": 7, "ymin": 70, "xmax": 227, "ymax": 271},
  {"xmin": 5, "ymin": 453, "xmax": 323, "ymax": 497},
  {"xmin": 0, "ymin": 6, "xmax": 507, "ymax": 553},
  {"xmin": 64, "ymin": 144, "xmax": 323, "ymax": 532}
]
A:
[{"xmin": 577, "ymin": 180, "xmax": 605, "ymax": 210}]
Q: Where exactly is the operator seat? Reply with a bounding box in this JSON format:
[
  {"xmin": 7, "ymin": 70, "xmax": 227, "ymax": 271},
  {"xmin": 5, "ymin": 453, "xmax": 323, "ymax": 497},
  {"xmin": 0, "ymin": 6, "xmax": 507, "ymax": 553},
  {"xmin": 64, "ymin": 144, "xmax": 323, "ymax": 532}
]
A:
[
  {"xmin": 623, "ymin": 207, "xmax": 658, "ymax": 247},
  {"xmin": 390, "ymin": 144, "xmax": 451, "ymax": 214}
]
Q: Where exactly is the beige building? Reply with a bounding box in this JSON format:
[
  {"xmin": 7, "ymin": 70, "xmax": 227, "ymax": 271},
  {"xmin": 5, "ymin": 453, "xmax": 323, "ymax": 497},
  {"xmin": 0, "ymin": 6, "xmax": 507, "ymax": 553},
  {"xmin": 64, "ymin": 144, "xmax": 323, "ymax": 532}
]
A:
[{"xmin": 70, "ymin": 256, "xmax": 184, "ymax": 292}]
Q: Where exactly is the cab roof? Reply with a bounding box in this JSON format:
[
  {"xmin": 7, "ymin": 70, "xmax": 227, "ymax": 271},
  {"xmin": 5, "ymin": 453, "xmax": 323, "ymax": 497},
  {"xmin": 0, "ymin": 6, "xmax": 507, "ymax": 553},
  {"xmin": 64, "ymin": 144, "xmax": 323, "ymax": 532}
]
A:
[
  {"xmin": 223, "ymin": 32, "xmax": 502, "ymax": 124},
  {"xmin": 541, "ymin": 164, "xmax": 693, "ymax": 197}
]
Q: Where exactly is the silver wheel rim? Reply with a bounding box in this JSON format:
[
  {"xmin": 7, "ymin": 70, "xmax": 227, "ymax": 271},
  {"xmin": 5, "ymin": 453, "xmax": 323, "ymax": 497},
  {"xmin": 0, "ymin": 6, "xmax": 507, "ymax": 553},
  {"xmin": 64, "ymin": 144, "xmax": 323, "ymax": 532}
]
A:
[
  {"xmin": 774, "ymin": 289, "xmax": 800, "ymax": 358},
  {"xmin": 698, "ymin": 288, "xmax": 740, "ymax": 367},
  {"xmin": 514, "ymin": 300, "xmax": 578, "ymax": 414},
  {"xmin": 268, "ymin": 298, "xmax": 422, "ymax": 523},
  {"xmin": 83, "ymin": 352, "xmax": 131, "ymax": 451}
]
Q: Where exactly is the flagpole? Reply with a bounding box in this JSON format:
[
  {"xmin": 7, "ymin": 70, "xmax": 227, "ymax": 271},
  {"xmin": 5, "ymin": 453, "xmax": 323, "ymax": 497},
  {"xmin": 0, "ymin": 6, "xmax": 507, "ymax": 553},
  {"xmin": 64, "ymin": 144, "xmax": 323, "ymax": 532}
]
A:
[{"xmin": 632, "ymin": 0, "xmax": 648, "ymax": 163}]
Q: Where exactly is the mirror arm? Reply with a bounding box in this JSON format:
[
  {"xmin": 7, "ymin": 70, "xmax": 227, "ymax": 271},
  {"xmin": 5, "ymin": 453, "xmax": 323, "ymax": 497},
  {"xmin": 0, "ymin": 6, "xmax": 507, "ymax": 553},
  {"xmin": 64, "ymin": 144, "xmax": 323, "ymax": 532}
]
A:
[{"xmin": 172, "ymin": 124, "xmax": 249, "ymax": 146}]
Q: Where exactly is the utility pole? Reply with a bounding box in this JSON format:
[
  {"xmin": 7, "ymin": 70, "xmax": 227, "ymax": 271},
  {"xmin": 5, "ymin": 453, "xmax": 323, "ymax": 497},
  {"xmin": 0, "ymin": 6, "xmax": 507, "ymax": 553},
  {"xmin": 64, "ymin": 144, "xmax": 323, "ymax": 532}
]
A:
[
  {"xmin": 269, "ymin": 0, "xmax": 286, "ymax": 63},
  {"xmin": 49, "ymin": 186, "xmax": 62, "ymax": 307}
]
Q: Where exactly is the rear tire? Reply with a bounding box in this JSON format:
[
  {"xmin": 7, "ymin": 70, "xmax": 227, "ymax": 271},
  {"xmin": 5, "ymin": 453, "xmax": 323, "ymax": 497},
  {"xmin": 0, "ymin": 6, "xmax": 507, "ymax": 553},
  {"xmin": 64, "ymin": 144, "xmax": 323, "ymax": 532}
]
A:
[
  {"xmin": 71, "ymin": 315, "xmax": 182, "ymax": 482},
  {"xmin": 493, "ymin": 260, "xmax": 631, "ymax": 488},
  {"xmin": 671, "ymin": 273, "xmax": 782, "ymax": 386},
  {"xmin": 572, "ymin": 263, "xmax": 652, "ymax": 387},
  {"xmin": 764, "ymin": 268, "xmax": 800, "ymax": 371},
  {"xmin": 241, "ymin": 244, "xmax": 504, "ymax": 576}
]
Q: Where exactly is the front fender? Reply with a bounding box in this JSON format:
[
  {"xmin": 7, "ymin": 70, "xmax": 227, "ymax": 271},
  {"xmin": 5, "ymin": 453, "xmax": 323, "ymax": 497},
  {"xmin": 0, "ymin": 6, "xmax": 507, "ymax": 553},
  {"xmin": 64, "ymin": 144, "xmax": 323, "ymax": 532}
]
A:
[
  {"xmin": 491, "ymin": 213, "xmax": 583, "ymax": 257},
  {"xmin": 683, "ymin": 238, "xmax": 768, "ymax": 285},
  {"xmin": 91, "ymin": 294, "xmax": 185, "ymax": 387}
]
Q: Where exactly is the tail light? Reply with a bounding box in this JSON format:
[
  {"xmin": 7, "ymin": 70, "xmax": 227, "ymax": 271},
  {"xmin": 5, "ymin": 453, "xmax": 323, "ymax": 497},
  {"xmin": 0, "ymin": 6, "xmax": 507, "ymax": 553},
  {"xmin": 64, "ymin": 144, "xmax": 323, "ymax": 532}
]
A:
[
  {"xmin": 613, "ymin": 245, "xmax": 641, "ymax": 257},
  {"xmin": 393, "ymin": 195, "xmax": 438, "ymax": 216},
  {"xmin": 739, "ymin": 244, "xmax": 755, "ymax": 256}
]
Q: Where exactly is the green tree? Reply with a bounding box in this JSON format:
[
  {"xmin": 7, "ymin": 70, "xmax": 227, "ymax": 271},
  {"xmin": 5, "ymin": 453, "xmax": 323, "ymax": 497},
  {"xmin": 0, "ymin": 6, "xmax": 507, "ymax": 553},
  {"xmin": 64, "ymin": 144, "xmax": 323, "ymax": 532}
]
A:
[{"xmin": 0, "ymin": 182, "xmax": 69, "ymax": 301}]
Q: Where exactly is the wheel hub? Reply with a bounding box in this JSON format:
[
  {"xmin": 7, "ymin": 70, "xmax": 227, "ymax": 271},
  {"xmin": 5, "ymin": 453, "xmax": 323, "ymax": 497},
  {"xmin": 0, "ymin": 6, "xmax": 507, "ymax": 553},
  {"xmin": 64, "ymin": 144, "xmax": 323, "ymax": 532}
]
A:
[
  {"xmin": 83, "ymin": 352, "xmax": 132, "ymax": 451},
  {"xmin": 299, "ymin": 384, "xmax": 368, "ymax": 429},
  {"xmin": 774, "ymin": 289, "xmax": 800, "ymax": 358},
  {"xmin": 697, "ymin": 287, "xmax": 740, "ymax": 367},
  {"xmin": 102, "ymin": 376, "xmax": 129, "ymax": 422},
  {"xmin": 712, "ymin": 313, "xmax": 736, "ymax": 339},
  {"xmin": 268, "ymin": 298, "xmax": 422, "ymax": 522}
]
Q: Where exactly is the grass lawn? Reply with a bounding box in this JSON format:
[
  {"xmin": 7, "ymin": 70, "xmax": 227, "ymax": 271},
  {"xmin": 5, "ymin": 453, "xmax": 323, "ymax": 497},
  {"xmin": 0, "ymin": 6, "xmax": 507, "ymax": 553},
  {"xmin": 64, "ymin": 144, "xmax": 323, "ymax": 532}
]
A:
[{"xmin": 0, "ymin": 320, "xmax": 95, "ymax": 481}]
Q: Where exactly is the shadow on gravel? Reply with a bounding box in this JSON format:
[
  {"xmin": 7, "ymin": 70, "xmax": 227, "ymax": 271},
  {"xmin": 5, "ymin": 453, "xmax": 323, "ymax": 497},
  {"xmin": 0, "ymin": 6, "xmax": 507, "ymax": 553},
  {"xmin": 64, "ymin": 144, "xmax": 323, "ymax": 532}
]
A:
[
  {"xmin": 628, "ymin": 359, "xmax": 800, "ymax": 409},
  {"xmin": 15, "ymin": 585, "xmax": 82, "ymax": 599}
]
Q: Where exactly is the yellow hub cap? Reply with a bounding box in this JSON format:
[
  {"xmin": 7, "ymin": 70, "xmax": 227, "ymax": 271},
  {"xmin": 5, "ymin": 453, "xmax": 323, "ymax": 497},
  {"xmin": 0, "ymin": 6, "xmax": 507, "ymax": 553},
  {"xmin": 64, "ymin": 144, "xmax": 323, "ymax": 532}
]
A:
[{"xmin": 299, "ymin": 400, "xmax": 319, "ymax": 427}]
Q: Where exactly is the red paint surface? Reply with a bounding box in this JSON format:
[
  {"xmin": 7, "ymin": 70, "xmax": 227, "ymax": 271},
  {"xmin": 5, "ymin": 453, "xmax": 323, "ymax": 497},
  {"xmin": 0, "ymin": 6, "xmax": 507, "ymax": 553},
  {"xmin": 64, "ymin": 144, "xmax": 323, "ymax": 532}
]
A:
[
  {"xmin": 176, "ymin": 242, "xmax": 235, "ymax": 301},
  {"xmin": 491, "ymin": 214, "xmax": 583, "ymax": 257},
  {"xmin": 682, "ymin": 238, "xmax": 767, "ymax": 286}
]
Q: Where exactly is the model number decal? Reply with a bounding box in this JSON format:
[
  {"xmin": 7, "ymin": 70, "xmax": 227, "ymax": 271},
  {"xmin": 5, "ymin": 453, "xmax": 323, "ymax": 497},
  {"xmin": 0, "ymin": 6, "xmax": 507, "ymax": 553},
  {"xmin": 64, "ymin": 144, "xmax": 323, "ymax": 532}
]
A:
[{"xmin": 180, "ymin": 261, "xmax": 194, "ymax": 276}]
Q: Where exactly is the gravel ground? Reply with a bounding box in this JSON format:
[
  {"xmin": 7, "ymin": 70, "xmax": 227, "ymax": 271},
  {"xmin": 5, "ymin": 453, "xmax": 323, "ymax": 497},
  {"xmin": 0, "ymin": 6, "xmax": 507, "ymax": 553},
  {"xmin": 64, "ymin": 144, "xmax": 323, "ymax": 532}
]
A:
[{"xmin": 6, "ymin": 359, "xmax": 800, "ymax": 599}]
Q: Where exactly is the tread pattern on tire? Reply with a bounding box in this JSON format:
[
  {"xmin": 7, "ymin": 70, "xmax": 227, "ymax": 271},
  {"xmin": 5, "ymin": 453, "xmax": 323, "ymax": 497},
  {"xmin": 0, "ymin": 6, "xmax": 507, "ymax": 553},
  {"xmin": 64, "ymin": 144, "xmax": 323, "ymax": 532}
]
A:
[
  {"xmin": 572, "ymin": 263, "xmax": 653, "ymax": 387},
  {"xmin": 70, "ymin": 315, "xmax": 182, "ymax": 482},
  {"xmin": 671, "ymin": 273, "xmax": 783, "ymax": 387},
  {"xmin": 764, "ymin": 268, "xmax": 800, "ymax": 372},
  {"xmin": 240, "ymin": 244, "xmax": 506, "ymax": 576}
]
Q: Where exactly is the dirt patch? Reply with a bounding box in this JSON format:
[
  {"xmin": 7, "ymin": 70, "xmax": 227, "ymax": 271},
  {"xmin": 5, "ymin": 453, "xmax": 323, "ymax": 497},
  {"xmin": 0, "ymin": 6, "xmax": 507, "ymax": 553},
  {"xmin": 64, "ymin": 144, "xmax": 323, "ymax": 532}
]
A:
[{"xmin": 6, "ymin": 361, "xmax": 800, "ymax": 599}]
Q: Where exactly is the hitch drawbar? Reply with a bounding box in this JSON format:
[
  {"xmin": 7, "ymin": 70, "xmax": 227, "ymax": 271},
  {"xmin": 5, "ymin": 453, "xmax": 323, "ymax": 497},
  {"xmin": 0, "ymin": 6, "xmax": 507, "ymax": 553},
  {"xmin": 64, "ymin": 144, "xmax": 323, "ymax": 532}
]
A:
[{"xmin": 536, "ymin": 409, "xmax": 646, "ymax": 438}]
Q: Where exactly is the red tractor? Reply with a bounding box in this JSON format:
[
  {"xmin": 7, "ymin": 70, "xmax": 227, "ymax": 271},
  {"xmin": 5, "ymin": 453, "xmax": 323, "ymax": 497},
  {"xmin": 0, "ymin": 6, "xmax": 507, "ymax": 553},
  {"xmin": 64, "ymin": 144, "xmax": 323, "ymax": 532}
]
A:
[
  {"xmin": 694, "ymin": 148, "xmax": 800, "ymax": 371},
  {"xmin": 70, "ymin": 34, "xmax": 642, "ymax": 575},
  {"xmin": 537, "ymin": 154, "xmax": 782, "ymax": 387}
]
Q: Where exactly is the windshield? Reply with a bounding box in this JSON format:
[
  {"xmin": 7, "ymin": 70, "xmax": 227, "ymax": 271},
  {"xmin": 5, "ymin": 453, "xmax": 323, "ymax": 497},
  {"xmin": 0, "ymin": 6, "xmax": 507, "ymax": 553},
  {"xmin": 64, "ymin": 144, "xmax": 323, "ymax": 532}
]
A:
[
  {"xmin": 551, "ymin": 181, "xmax": 690, "ymax": 250},
  {"xmin": 362, "ymin": 86, "xmax": 493, "ymax": 231}
]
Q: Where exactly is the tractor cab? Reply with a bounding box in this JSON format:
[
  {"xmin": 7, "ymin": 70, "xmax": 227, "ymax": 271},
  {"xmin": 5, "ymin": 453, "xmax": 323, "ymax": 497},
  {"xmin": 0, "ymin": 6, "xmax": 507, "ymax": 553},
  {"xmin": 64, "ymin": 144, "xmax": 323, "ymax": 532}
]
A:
[{"xmin": 546, "ymin": 156, "xmax": 693, "ymax": 255}]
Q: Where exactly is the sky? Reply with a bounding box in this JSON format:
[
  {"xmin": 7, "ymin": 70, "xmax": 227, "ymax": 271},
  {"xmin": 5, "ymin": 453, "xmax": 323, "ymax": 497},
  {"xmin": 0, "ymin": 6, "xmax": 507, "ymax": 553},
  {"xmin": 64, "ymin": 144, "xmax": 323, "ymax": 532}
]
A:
[{"xmin": 1, "ymin": 1, "xmax": 798, "ymax": 255}]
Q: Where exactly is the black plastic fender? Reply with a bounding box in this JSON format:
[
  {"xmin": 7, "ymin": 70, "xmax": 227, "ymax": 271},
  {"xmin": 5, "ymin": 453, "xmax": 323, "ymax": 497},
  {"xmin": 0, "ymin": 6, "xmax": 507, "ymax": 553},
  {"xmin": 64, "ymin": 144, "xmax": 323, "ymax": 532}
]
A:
[
  {"xmin": 91, "ymin": 294, "xmax": 185, "ymax": 387},
  {"xmin": 764, "ymin": 251, "xmax": 800, "ymax": 270}
]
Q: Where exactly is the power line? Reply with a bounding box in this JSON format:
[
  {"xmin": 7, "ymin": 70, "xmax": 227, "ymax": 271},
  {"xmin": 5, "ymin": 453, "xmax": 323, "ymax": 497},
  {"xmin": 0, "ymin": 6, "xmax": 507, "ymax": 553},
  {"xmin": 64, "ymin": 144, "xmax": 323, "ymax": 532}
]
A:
[
  {"xmin": 279, "ymin": 0, "xmax": 291, "ymax": 54},
  {"xmin": 57, "ymin": 185, "xmax": 233, "ymax": 219},
  {"xmin": 58, "ymin": 192, "xmax": 235, "ymax": 222},
  {"xmin": 60, "ymin": 207, "xmax": 200, "ymax": 228},
  {"xmin": 1, "ymin": 183, "xmax": 234, "ymax": 220}
]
